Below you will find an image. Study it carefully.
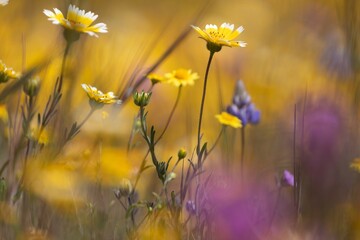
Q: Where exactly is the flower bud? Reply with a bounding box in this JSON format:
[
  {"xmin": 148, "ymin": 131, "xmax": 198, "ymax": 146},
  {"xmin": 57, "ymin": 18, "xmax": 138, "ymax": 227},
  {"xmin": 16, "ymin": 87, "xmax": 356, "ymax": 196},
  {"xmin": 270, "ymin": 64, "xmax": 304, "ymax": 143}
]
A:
[
  {"xmin": 114, "ymin": 178, "xmax": 133, "ymax": 199},
  {"xmin": 23, "ymin": 77, "xmax": 40, "ymax": 97},
  {"xmin": 178, "ymin": 148, "xmax": 187, "ymax": 160},
  {"xmin": 133, "ymin": 91, "xmax": 152, "ymax": 107}
]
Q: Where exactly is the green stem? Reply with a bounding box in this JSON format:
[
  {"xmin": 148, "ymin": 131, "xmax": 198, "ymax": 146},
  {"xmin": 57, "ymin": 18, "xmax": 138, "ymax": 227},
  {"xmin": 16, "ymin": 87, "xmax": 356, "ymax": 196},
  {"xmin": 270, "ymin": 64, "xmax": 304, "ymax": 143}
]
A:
[
  {"xmin": 197, "ymin": 51, "xmax": 215, "ymax": 164},
  {"xmin": 77, "ymin": 108, "xmax": 95, "ymax": 130},
  {"xmin": 207, "ymin": 126, "xmax": 225, "ymax": 155},
  {"xmin": 60, "ymin": 42, "xmax": 72, "ymax": 83},
  {"xmin": 155, "ymin": 85, "xmax": 182, "ymax": 144}
]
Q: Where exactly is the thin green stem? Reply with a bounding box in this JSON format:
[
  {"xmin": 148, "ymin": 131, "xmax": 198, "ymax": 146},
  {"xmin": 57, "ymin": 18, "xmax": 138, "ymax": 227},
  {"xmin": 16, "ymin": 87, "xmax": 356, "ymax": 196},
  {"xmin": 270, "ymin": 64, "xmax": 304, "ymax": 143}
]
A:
[
  {"xmin": 155, "ymin": 85, "xmax": 182, "ymax": 144},
  {"xmin": 207, "ymin": 126, "xmax": 225, "ymax": 155},
  {"xmin": 60, "ymin": 42, "xmax": 72, "ymax": 84},
  {"xmin": 197, "ymin": 51, "xmax": 215, "ymax": 163},
  {"xmin": 77, "ymin": 108, "xmax": 96, "ymax": 130}
]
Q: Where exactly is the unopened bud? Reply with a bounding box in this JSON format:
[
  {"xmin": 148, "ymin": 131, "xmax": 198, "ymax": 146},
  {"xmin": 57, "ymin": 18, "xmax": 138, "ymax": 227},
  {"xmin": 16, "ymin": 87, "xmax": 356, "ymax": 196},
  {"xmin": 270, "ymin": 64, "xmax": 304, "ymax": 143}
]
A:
[
  {"xmin": 178, "ymin": 148, "xmax": 187, "ymax": 159},
  {"xmin": 23, "ymin": 77, "xmax": 40, "ymax": 97},
  {"xmin": 133, "ymin": 91, "xmax": 152, "ymax": 107}
]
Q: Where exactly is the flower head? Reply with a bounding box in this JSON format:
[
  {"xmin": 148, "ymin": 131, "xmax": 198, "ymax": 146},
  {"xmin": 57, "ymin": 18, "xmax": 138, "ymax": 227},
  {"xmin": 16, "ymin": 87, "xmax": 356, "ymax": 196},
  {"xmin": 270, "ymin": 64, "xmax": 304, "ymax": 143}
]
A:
[
  {"xmin": 23, "ymin": 77, "xmax": 41, "ymax": 97},
  {"xmin": 81, "ymin": 84, "xmax": 121, "ymax": 108},
  {"xmin": 186, "ymin": 200, "xmax": 196, "ymax": 215},
  {"xmin": 191, "ymin": 23, "xmax": 246, "ymax": 52},
  {"xmin": 147, "ymin": 73, "xmax": 166, "ymax": 85},
  {"xmin": 43, "ymin": 4, "xmax": 107, "ymax": 37},
  {"xmin": 114, "ymin": 178, "xmax": 133, "ymax": 199},
  {"xmin": 164, "ymin": 68, "xmax": 199, "ymax": 87},
  {"xmin": 133, "ymin": 91, "xmax": 152, "ymax": 107},
  {"xmin": 215, "ymin": 112, "xmax": 242, "ymax": 128},
  {"xmin": 226, "ymin": 80, "xmax": 260, "ymax": 126},
  {"xmin": 281, "ymin": 170, "xmax": 295, "ymax": 187},
  {"xmin": 0, "ymin": 60, "xmax": 20, "ymax": 83}
]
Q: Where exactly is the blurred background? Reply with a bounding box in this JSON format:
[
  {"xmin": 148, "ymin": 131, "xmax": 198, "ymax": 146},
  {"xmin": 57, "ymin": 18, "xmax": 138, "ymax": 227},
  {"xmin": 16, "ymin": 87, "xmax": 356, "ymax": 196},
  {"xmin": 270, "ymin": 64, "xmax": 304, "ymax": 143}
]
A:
[{"xmin": 0, "ymin": 0, "xmax": 360, "ymax": 239}]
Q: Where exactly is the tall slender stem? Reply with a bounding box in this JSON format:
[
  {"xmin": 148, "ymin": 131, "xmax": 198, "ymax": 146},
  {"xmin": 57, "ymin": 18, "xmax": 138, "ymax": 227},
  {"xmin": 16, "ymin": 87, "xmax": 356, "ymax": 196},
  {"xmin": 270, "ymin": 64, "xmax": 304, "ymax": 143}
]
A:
[
  {"xmin": 197, "ymin": 51, "xmax": 215, "ymax": 161},
  {"xmin": 77, "ymin": 108, "xmax": 95, "ymax": 130},
  {"xmin": 59, "ymin": 42, "xmax": 72, "ymax": 91},
  {"xmin": 155, "ymin": 86, "xmax": 182, "ymax": 144}
]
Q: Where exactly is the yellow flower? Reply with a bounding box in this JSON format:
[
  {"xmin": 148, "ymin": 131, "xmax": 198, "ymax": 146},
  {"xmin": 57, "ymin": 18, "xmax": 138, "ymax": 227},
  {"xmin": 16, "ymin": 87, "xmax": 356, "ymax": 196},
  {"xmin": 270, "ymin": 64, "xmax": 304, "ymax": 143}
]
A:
[
  {"xmin": 147, "ymin": 73, "xmax": 166, "ymax": 85},
  {"xmin": 191, "ymin": 23, "xmax": 246, "ymax": 52},
  {"xmin": 215, "ymin": 112, "xmax": 242, "ymax": 128},
  {"xmin": 0, "ymin": 60, "xmax": 20, "ymax": 83},
  {"xmin": 82, "ymin": 84, "xmax": 121, "ymax": 106},
  {"xmin": 164, "ymin": 68, "xmax": 199, "ymax": 87},
  {"xmin": 43, "ymin": 4, "xmax": 107, "ymax": 37}
]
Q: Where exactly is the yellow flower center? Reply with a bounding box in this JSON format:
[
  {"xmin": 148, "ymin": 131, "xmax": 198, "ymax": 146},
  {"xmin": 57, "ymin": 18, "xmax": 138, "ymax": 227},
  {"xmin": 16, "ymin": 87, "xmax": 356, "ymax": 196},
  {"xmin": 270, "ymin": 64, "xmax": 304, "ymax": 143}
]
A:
[
  {"xmin": 208, "ymin": 31, "xmax": 225, "ymax": 39},
  {"xmin": 174, "ymin": 69, "xmax": 189, "ymax": 80}
]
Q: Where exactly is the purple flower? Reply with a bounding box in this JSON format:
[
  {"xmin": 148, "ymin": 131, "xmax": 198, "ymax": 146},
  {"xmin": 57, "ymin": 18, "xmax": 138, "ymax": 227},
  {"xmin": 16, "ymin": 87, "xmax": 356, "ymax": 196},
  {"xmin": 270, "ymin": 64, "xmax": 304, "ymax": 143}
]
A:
[
  {"xmin": 226, "ymin": 80, "xmax": 260, "ymax": 126},
  {"xmin": 185, "ymin": 200, "xmax": 196, "ymax": 215},
  {"xmin": 281, "ymin": 170, "xmax": 294, "ymax": 187}
]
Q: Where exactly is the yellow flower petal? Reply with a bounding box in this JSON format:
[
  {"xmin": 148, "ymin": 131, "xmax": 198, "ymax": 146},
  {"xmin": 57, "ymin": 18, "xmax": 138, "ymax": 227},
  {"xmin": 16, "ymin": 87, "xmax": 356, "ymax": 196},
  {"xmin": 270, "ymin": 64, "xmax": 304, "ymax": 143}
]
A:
[
  {"xmin": 215, "ymin": 112, "xmax": 242, "ymax": 128},
  {"xmin": 192, "ymin": 23, "xmax": 246, "ymax": 49},
  {"xmin": 82, "ymin": 83, "xmax": 121, "ymax": 105},
  {"xmin": 44, "ymin": 4, "xmax": 107, "ymax": 37},
  {"xmin": 164, "ymin": 68, "xmax": 199, "ymax": 87}
]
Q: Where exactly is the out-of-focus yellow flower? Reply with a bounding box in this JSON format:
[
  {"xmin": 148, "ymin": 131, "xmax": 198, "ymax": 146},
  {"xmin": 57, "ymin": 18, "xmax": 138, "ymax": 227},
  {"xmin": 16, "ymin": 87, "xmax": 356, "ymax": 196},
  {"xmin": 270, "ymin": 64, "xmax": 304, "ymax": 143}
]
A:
[
  {"xmin": 191, "ymin": 23, "xmax": 246, "ymax": 52},
  {"xmin": 43, "ymin": 4, "xmax": 107, "ymax": 37},
  {"xmin": 82, "ymin": 84, "xmax": 121, "ymax": 107},
  {"xmin": 215, "ymin": 112, "xmax": 242, "ymax": 128},
  {"xmin": 350, "ymin": 158, "xmax": 360, "ymax": 172},
  {"xmin": 29, "ymin": 128, "xmax": 50, "ymax": 145},
  {"xmin": 0, "ymin": 104, "xmax": 8, "ymax": 123},
  {"xmin": 24, "ymin": 160, "xmax": 85, "ymax": 205},
  {"xmin": 147, "ymin": 73, "xmax": 166, "ymax": 85},
  {"xmin": 82, "ymin": 148, "xmax": 132, "ymax": 186},
  {"xmin": 0, "ymin": 60, "xmax": 20, "ymax": 83},
  {"xmin": 164, "ymin": 68, "xmax": 199, "ymax": 87}
]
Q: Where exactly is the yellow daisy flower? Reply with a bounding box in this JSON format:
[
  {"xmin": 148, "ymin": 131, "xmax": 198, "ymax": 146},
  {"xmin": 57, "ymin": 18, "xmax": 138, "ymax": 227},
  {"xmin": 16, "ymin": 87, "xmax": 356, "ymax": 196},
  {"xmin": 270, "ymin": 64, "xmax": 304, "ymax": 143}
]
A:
[
  {"xmin": 147, "ymin": 73, "xmax": 166, "ymax": 85},
  {"xmin": 43, "ymin": 4, "xmax": 107, "ymax": 37},
  {"xmin": 191, "ymin": 23, "xmax": 246, "ymax": 52},
  {"xmin": 164, "ymin": 68, "xmax": 199, "ymax": 87},
  {"xmin": 215, "ymin": 112, "xmax": 242, "ymax": 128},
  {"xmin": 0, "ymin": 60, "xmax": 20, "ymax": 83},
  {"xmin": 82, "ymin": 84, "xmax": 121, "ymax": 106}
]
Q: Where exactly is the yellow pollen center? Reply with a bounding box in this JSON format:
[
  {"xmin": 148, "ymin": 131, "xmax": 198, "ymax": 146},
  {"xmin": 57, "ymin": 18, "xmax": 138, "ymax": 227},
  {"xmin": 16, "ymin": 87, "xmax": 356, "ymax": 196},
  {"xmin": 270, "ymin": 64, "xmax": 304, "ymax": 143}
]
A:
[{"xmin": 174, "ymin": 69, "xmax": 189, "ymax": 79}]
